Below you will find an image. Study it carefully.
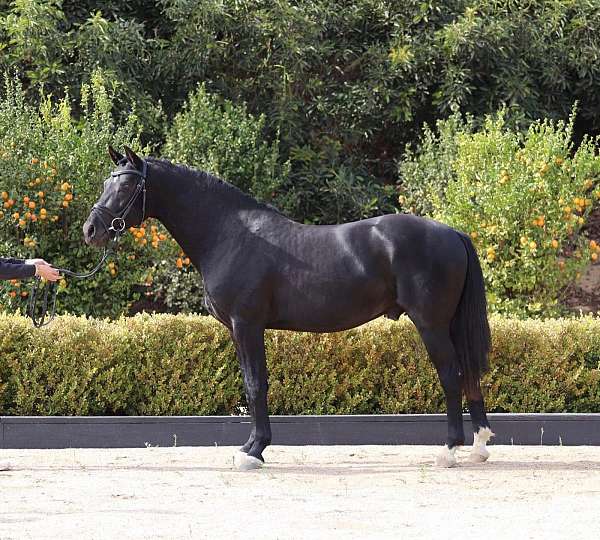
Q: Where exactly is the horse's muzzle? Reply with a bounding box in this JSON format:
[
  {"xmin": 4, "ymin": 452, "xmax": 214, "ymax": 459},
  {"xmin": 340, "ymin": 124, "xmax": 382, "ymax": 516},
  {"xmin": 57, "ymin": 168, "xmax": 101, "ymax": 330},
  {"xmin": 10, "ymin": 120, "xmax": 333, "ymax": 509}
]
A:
[{"xmin": 83, "ymin": 216, "xmax": 109, "ymax": 247}]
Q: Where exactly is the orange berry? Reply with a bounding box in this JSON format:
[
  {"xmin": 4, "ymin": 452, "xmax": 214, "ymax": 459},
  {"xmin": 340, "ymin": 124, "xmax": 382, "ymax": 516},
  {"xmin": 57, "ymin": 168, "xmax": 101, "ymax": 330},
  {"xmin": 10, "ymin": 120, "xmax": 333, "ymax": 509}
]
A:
[
  {"xmin": 1, "ymin": 191, "xmax": 8, "ymax": 200},
  {"xmin": 176, "ymin": 258, "xmax": 183, "ymax": 269},
  {"xmin": 28, "ymin": 201, "xmax": 35, "ymax": 209},
  {"xmin": 31, "ymin": 158, "xmax": 39, "ymax": 164},
  {"xmin": 64, "ymin": 193, "xmax": 73, "ymax": 201},
  {"xmin": 38, "ymin": 191, "xmax": 44, "ymax": 198},
  {"xmin": 62, "ymin": 201, "xmax": 69, "ymax": 208},
  {"xmin": 551, "ymin": 239, "xmax": 559, "ymax": 249},
  {"xmin": 23, "ymin": 196, "xmax": 30, "ymax": 204}
]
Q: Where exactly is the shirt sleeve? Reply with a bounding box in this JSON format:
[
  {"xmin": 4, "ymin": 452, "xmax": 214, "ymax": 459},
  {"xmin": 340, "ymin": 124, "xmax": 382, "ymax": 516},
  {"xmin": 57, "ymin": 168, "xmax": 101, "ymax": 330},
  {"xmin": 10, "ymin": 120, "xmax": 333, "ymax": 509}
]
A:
[{"xmin": 0, "ymin": 258, "xmax": 36, "ymax": 280}]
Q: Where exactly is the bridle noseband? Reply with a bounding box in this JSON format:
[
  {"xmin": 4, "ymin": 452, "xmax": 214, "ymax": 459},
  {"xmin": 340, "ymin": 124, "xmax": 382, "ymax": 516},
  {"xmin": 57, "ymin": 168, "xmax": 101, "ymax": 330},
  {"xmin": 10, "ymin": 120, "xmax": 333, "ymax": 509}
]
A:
[
  {"xmin": 91, "ymin": 159, "xmax": 148, "ymax": 238},
  {"xmin": 28, "ymin": 159, "xmax": 148, "ymax": 328}
]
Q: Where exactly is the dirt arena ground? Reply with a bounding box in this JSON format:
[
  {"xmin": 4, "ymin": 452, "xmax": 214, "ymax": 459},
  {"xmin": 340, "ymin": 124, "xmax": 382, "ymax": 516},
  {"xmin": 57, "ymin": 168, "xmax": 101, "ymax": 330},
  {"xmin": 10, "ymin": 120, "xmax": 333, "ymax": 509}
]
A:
[{"xmin": 1, "ymin": 445, "xmax": 599, "ymax": 539}]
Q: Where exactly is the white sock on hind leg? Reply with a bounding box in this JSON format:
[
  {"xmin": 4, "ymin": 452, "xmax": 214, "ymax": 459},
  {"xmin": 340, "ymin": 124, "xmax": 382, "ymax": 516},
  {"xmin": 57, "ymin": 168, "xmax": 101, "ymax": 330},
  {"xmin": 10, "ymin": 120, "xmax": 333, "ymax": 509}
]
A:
[{"xmin": 469, "ymin": 426, "xmax": 494, "ymax": 462}]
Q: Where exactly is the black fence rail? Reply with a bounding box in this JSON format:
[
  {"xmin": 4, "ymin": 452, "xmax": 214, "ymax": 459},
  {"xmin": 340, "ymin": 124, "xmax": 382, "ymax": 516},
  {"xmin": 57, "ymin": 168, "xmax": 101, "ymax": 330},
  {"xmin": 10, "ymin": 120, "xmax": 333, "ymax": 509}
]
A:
[{"xmin": 1, "ymin": 414, "xmax": 599, "ymax": 449}]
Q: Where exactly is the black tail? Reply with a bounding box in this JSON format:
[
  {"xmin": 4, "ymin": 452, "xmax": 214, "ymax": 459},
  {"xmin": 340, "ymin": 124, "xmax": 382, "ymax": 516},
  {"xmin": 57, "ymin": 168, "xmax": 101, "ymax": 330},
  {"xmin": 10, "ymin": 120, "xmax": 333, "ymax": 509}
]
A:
[{"xmin": 451, "ymin": 232, "xmax": 491, "ymax": 398}]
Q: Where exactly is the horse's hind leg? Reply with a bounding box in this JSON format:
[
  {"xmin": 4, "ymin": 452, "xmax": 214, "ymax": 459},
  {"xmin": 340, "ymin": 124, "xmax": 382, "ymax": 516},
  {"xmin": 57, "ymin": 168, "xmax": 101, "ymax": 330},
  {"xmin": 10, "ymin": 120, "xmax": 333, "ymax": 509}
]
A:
[
  {"xmin": 416, "ymin": 325, "xmax": 464, "ymax": 468},
  {"xmin": 230, "ymin": 320, "xmax": 272, "ymax": 470},
  {"xmin": 466, "ymin": 388, "xmax": 494, "ymax": 462}
]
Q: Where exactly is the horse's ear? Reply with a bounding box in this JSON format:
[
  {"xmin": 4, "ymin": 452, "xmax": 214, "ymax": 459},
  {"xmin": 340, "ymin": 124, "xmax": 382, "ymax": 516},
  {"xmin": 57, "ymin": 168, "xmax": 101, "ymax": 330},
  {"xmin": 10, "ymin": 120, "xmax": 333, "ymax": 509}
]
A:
[
  {"xmin": 108, "ymin": 145, "xmax": 124, "ymax": 165},
  {"xmin": 124, "ymin": 146, "xmax": 143, "ymax": 170}
]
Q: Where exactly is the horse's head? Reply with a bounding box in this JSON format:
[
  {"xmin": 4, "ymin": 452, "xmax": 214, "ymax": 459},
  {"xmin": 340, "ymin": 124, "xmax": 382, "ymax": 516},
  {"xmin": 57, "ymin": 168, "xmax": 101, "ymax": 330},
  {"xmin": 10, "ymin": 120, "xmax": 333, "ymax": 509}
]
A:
[{"xmin": 83, "ymin": 146, "xmax": 147, "ymax": 247}]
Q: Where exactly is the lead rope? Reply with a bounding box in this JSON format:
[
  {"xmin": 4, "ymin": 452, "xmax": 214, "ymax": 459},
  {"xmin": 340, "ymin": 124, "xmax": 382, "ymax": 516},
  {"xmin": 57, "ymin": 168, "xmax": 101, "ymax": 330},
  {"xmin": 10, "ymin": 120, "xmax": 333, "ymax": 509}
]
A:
[{"xmin": 28, "ymin": 236, "xmax": 120, "ymax": 328}]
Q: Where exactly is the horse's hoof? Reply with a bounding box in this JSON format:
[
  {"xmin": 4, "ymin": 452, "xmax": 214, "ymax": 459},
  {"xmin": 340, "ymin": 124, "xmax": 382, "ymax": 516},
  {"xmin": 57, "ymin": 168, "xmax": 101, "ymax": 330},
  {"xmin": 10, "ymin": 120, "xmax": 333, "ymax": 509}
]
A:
[
  {"xmin": 234, "ymin": 451, "xmax": 263, "ymax": 471},
  {"xmin": 435, "ymin": 446, "xmax": 458, "ymax": 468},
  {"xmin": 0, "ymin": 460, "xmax": 11, "ymax": 471},
  {"xmin": 469, "ymin": 427, "xmax": 494, "ymax": 463},
  {"xmin": 469, "ymin": 448, "xmax": 490, "ymax": 463}
]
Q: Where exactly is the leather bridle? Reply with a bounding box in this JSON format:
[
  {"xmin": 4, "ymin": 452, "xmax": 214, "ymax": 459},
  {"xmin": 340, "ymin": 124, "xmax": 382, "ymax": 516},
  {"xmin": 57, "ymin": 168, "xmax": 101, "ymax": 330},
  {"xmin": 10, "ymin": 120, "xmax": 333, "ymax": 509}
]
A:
[{"xmin": 90, "ymin": 159, "xmax": 148, "ymax": 238}]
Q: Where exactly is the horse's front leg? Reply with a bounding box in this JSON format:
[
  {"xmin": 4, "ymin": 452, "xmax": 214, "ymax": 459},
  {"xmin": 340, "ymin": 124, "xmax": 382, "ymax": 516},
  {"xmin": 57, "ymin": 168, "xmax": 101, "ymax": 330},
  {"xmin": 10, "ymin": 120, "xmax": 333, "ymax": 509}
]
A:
[{"xmin": 231, "ymin": 320, "xmax": 271, "ymax": 470}]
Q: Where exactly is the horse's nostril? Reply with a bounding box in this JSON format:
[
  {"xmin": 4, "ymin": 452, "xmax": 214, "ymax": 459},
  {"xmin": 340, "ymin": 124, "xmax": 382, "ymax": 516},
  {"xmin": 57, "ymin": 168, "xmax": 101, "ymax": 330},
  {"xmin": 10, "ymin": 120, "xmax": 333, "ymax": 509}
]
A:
[{"xmin": 85, "ymin": 222, "xmax": 96, "ymax": 240}]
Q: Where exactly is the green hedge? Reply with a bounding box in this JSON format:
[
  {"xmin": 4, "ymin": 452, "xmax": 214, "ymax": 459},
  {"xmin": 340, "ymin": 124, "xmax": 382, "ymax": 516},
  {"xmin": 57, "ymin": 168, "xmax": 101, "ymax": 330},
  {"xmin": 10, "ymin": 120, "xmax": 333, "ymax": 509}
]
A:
[{"xmin": 1, "ymin": 313, "xmax": 599, "ymax": 415}]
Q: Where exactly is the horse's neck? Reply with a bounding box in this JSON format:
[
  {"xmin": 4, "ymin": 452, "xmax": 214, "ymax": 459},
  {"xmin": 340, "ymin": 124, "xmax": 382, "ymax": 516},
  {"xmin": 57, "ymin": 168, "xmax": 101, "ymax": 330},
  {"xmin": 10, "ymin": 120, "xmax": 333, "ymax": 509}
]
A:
[{"xmin": 147, "ymin": 163, "xmax": 278, "ymax": 272}]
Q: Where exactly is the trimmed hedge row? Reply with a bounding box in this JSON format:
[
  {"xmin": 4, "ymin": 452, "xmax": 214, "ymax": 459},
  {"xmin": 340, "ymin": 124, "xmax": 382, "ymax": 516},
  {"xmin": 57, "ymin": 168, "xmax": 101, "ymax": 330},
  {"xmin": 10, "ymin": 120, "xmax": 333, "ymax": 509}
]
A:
[{"xmin": 0, "ymin": 314, "xmax": 599, "ymax": 415}]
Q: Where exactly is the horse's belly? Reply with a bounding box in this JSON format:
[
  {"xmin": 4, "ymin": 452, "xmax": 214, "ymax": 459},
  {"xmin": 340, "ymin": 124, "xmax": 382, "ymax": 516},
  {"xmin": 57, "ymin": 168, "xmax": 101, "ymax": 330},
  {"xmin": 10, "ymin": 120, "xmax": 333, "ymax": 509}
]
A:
[{"xmin": 268, "ymin": 278, "xmax": 394, "ymax": 332}]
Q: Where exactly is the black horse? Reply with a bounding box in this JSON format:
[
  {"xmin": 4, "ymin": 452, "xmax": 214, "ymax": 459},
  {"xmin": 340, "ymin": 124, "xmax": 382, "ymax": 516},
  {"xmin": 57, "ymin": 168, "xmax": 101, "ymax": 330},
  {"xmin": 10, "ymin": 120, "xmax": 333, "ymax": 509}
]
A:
[{"xmin": 83, "ymin": 147, "xmax": 493, "ymax": 469}]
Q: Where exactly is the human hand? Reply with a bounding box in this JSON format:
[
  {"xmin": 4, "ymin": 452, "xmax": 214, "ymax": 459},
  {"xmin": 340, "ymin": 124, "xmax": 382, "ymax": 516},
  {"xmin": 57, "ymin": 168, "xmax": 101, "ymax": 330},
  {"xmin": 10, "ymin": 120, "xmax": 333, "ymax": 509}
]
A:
[{"xmin": 34, "ymin": 263, "xmax": 60, "ymax": 282}]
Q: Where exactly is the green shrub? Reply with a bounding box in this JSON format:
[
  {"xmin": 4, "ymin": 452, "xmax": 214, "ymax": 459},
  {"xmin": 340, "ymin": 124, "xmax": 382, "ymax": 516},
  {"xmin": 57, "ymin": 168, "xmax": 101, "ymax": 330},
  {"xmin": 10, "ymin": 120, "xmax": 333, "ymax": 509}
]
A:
[
  {"xmin": 163, "ymin": 83, "xmax": 289, "ymax": 204},
  {"xmin": 1, "ymin": 313, "xmax": 599, "ymax": 415},
  {"xmin": 399, "ymin": 108, "xmax": 600, "ymax": 316},
  {"xmin": 398, "ymin": 112, "xmax": 473, "ymax": 216}
]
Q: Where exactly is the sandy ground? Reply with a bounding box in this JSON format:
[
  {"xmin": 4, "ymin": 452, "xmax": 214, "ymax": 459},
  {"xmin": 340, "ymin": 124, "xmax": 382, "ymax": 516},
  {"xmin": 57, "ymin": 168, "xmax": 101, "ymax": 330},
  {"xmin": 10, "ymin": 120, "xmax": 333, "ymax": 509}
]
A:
[{"xmin": 1, "ymin": 445, "xmax": 599, "ymax": 540}]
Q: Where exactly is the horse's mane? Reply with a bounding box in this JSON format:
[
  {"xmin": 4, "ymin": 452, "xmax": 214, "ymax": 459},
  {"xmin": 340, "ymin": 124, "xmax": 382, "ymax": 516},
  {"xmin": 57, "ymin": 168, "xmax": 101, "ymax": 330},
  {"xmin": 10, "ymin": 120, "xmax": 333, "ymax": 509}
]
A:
[{"xmin": 147, "ymin": 157, "xmax": 285, "ymax": 216}]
